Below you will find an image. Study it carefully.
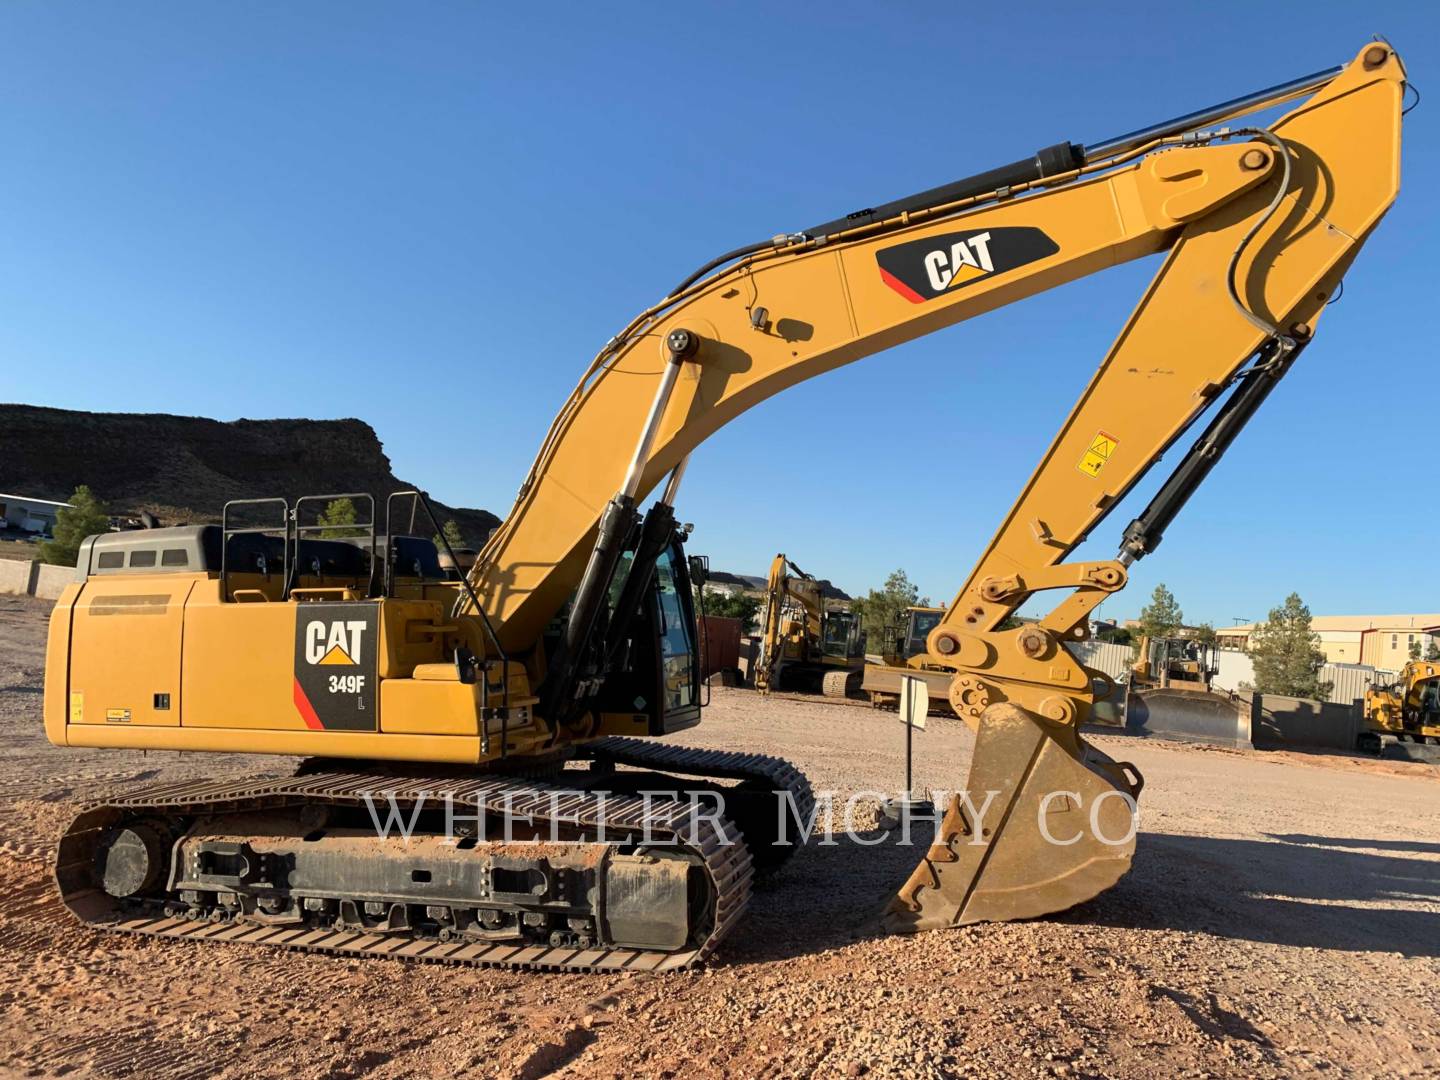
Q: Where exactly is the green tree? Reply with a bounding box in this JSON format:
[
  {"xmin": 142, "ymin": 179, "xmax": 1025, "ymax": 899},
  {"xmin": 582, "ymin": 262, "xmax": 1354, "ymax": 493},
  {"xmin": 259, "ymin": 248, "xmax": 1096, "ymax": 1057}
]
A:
[
  {"xmin": 1137, "ymin": 583, "xmax": 1184, "ymax": 642},
  {"xmin": 39, "ymin": 486, "xmax": 110, "ymax": 566},
  {"xmin": 1408, "ymin": 639, "xmax": 1423, "ymax": 661},
  {"xmin": 851, "ymin": 569, "xmax": 925, "ymax": 646},
  {"xmin": 1426, "ymin": 641, "xmax": 1440, "ymax": 662},
  {"xmin": 695, "ymin": 587, "xmax": 761, "ymax": 631},
  {"xmin": 1247, "ymin": 592, "xmax": 1332, "ymax": 700},
  {"xmin": 433, "ymin": 519, "xmax": 464, "ymax": 550},
  {"xmin": 1192, "ymin": 622, "xmax": 1218, "ymax": 648},
  {"xmin": 316, "ymin": 497, "xmax": 365, "ymax": 538}
]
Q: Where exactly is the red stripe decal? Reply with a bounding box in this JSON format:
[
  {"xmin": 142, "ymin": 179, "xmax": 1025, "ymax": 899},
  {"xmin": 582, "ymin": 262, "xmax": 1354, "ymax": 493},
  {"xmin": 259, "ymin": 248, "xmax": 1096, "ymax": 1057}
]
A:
[
  {"xmin": 293, "ymin": 678, "xmax": 324, "ymax": 731},
  {"xmin": 879, "ymin": 267, "xmax": 927, "ymax": 304}
]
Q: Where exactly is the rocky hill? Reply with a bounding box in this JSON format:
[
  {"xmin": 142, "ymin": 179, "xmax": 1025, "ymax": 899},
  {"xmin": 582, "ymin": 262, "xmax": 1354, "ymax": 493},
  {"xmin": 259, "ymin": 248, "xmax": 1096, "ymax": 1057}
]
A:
[
  {"xmin": 709, "ymin": 570, "xmax": 851, "ymax": 601},
  {"xmin": 0, "ymin": 404, "xmax": 499, "ymax": 545}
]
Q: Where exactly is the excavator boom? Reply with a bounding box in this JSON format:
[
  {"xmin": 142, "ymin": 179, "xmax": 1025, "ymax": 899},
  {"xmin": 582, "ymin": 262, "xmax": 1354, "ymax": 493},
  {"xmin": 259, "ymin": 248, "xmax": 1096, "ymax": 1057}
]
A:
[{"xmin": 462, "ymin": 40, "xmax": 1403, "ymax": 931}]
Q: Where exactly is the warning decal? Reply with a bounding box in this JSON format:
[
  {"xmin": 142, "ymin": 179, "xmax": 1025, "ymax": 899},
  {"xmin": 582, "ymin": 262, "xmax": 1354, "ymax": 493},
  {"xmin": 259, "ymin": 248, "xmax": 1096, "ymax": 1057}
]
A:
[{"xmin": 1077, "ymin": 430, "xmax": 1119, "ymax": 478}]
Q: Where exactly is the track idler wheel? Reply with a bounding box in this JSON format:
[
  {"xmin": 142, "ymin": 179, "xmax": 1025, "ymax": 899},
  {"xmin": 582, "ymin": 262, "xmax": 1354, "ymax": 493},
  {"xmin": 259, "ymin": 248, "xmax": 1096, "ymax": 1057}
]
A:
[
  {"xmin": 882, "ymin": 703, "xmax": 1142, "ymax": 931},
  {"xmin": 98, "ymin": 822, "xmax": 168, "ymax": 899}
]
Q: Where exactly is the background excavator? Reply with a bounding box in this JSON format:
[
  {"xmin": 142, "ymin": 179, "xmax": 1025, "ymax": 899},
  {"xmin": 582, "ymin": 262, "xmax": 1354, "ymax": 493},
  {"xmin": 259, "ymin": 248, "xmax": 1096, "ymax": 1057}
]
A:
[
  {"xmin": 42, "ymin": 41, "xmax": 1405, "ymax": 972},
  {"xmin": 1360, "ymin": 660, "xmax": 1440, "ymax": 754},
  {"xmin": 753, "ymin": 553, "xmax": 865, "ymax": 697}
]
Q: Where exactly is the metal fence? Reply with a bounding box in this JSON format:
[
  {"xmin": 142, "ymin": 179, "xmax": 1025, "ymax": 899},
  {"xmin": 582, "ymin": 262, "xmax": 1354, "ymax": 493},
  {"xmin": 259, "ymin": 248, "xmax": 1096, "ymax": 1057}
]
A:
[
  {"xmin": 1070, "ymin": 640, "xmax": 1383, "ymax": 707},
  {"xmin": 1070, "ymin": 640, "xmax": 1133, "ymax": 680},
  {"xmin": 1211, "ymin": 651, "xmax": 1385, "ymax": 705}
]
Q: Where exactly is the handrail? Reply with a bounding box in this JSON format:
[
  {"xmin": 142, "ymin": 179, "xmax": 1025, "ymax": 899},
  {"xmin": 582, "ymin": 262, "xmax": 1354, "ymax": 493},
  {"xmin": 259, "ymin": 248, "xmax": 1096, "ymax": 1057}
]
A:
[{"xmin": 220, "ymin": 497, "xmax": 290, "ymax": 601}]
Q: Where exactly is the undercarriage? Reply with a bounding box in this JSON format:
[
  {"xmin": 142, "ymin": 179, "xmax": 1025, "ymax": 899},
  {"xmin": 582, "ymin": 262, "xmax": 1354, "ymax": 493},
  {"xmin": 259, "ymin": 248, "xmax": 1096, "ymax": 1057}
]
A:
[{"xmin": 56, "ymin": 739, "xmax": 812, "ymax": 973}]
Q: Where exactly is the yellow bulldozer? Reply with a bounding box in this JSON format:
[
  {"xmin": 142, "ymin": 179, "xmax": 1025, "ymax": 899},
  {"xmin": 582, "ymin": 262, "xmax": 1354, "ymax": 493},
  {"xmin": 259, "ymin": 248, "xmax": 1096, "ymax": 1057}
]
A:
[
  {"xmin": 861, "ymin": 606, "xmax": 953, "ymax": 711},
  {"xmin": 753, "ymin": 553, "xmax": 866, "ymax": 697},
  {"xmin": 1129, "ymin": 635, "xmax": 1218, "ymax": 692},
  {"xmin": 42, "ymin": 42, "xmax": 1407, "ymax": 971}
]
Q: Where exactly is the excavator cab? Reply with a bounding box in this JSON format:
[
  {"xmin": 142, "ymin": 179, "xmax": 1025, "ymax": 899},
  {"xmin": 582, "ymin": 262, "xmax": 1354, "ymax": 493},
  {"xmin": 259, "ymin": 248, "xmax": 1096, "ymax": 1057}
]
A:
[
  {"xmin": 902, "ymin": 608, "xmax": 943, "ymax": 662},
  {"xmin": 584, "ymin": 534, "xmax": 703, "ymax": 734},
  {"xmin": 875, "ymin": 607, "xmax": 944, "ymax": 666},
  {"xmin": 819, "ymin": 609, "xmax": 865, "ymax": 665}
]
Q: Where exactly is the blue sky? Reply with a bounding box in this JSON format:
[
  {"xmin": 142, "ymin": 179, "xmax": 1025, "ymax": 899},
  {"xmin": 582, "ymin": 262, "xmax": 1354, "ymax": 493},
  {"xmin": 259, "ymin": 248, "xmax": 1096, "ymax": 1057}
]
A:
[{"xmin": 2, "ymin": 2, "xmax": 1435, "ymax": 625}]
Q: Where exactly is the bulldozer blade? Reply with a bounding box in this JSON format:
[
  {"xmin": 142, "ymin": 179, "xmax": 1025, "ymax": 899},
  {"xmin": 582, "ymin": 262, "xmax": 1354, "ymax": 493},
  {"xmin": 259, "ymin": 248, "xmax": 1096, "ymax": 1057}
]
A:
[
  {"xmin": 1125, "ymin": 687, "xmax": 1253, "ymax": 750},
  {"xmin": 883, "ymin": 703, "xmax": 1141, "ymax": 932}
]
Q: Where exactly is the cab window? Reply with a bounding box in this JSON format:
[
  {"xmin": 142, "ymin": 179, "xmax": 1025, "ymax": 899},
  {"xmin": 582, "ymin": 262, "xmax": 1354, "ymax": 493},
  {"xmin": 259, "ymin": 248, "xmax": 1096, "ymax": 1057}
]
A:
[{"xmin": 654, "ymin": 549, "xmax": 696, "ymax": 711}]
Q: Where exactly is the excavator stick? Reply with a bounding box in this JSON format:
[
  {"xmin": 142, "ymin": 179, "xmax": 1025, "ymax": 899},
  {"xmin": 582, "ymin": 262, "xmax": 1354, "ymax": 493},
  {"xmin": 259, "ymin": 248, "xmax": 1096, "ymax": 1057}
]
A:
[{"xmin": 883, "ymin": 704, "xmax": 1141, "ymax": 930}]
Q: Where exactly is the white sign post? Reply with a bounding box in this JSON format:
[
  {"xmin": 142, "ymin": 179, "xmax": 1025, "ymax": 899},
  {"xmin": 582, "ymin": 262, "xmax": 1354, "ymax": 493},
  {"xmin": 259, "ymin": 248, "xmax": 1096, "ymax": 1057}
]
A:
[
  {"xmin": 899, "ymin": 675, "xmax": 929, "ymax": 733},
  {"xmin": 883, "ymin": 675, "xmax": 933, "ymax": 825}
]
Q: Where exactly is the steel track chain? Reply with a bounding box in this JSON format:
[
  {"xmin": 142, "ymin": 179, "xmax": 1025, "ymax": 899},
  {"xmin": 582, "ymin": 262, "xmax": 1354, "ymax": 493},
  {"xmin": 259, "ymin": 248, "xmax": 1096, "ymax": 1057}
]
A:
[{"xmin": 53, "ymin": 762, "xmax": 762, "ymax": 973}]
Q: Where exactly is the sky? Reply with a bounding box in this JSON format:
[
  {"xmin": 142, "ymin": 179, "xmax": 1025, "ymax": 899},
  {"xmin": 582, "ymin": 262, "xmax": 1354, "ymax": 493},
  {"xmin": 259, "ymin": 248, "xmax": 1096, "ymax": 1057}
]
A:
[{"xmin": 1, "ymin": 1, "xmax": 1435, "ymax": 626}]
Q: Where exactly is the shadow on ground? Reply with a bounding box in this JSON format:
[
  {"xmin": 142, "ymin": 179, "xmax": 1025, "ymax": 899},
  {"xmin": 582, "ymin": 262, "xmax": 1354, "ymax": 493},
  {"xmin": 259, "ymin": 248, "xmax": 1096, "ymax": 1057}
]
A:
[
  {"xmin": 726, "ymin": 821, "xmax": 940, "ymax": 963},
  {"xmin": 1072, "ymin": 831, "xmax": 1440, "ymax": 957},
  {"xmin": 728, "ymin": 824, "xmax": 1440, "ymax": 963}
]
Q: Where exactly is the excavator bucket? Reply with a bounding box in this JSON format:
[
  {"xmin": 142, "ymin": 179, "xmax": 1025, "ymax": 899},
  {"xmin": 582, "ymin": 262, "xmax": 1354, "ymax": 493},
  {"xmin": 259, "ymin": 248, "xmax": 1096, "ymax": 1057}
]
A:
[{"xmin": 883, "ymin": 703, "xmax": 1142, "ymax": 931}]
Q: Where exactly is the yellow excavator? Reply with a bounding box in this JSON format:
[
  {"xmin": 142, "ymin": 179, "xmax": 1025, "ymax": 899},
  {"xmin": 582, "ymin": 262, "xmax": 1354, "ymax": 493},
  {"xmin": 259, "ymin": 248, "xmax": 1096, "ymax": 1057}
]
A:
[
  {"xmin": 1360, "ymin": 660, "xmax": 1440, "ymax": 752},
  {"xmin": 754, "ymin": 553, "xmax": 865, "ymax": 697},
  {"xmin": 43, "ymin": 41, "xmax": 1406, "ymax": 972}
]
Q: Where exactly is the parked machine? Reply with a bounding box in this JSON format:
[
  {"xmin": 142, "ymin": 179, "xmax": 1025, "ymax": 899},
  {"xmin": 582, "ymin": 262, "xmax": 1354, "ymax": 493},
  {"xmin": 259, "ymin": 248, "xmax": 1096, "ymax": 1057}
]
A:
[
  {"xmin": 754, "ymin": 554, "xmax": 865, "ymax": 697},
  {"xmin": 881, "ymin": 607, "xmax": 946, "ymax": 666},
  {"xmin": 1360, "ymin": 661, "xmax": 1440, "ymax": 752},
  {"xmin": 1129, "ymin": 636, "xmax": 1219, "ymax": 691},
  {"xmin": 862, "ymin": 606, "xmax": 952, "ymax": 710},
  {"xmin": 43, "ymin": 42, "xmax": 1406, "ymax": 971}
]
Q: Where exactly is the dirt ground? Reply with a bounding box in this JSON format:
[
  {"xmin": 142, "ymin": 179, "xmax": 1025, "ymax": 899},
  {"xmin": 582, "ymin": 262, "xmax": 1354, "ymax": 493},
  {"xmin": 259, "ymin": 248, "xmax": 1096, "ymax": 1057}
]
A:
[{"xmin": 2, "ymin": 593, "xmax": 1438, "ymax": 1080}]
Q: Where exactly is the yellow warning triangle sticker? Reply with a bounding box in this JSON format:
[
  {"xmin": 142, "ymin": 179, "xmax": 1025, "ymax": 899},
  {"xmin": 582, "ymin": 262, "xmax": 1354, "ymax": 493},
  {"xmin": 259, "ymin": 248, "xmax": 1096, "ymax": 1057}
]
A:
[
  {"xmin": 1077, "ymin": 429, "xmax": 1119, "ymax": 478},
  {"xmin": 319, "ymin": 644, "xmax": 355, "ymax": 665}
]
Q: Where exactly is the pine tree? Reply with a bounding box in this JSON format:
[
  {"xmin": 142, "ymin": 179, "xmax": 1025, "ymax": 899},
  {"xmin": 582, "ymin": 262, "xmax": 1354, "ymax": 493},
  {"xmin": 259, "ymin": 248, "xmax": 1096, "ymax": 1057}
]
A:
[
  {"xmin": 1426, "ymin": 641, "xmax": 1440, "ymax": 662},
  {"xmin": 1135, "ymin": 583, "xmax": 1183, "ymax": 658},
  {"xmin": 433, "ymin": 519, "xmax": 464, "ymax": 550},
  {"xmin": 1247, "ymin": 592, "xmax": 1332, "ymax": 699},
  {"xmin": 1409, "ymin": 639, "xmax": 1423, "ymax": 661},
  {"xmin": 39, "ymin": 486, "xmax": 110, "ymax": 566},
  {"xmin": 1192, "ymin": 622, "xmax": 1218, "ymax": 647},
  {"xmin": 316, "ymin": 497, "xmax": 364, "ymax": 538}
]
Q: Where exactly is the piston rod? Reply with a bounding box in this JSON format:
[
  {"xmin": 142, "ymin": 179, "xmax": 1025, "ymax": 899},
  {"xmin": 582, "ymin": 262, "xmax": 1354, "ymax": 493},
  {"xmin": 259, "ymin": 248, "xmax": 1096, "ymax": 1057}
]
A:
[
  {"xmin": 1083, "ymin": 64, "xmax": 1343, "ymax": 161},
  {"xmin": 801, "ymin": 62, "xmax": 1342, "ymax": 241}
]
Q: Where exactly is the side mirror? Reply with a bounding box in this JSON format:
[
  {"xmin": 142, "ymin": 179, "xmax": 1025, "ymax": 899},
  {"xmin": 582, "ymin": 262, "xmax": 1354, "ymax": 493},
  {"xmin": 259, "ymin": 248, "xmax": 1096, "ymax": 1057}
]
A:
[{"xmin": 688, "ymin": 554, "xmax": 710, "ymax": 587}]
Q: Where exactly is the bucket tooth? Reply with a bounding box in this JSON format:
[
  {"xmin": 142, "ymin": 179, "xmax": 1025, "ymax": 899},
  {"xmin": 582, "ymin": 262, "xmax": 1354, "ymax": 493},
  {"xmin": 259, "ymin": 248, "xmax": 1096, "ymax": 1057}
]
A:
[{"xmin": 883, "ymin": 703, "xmax": 1141, "ymax": 933}]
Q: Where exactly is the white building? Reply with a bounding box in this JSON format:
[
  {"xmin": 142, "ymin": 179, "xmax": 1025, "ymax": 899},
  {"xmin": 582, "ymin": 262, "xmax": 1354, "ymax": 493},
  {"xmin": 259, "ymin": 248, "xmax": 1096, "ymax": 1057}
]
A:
[
  {"xmin": 1216, "ymin": 613, "xmax": 1440, "ymax": 670},
  {"xmin": 0, "ymin": 493, "xmax": 72, "ymax": 536}
]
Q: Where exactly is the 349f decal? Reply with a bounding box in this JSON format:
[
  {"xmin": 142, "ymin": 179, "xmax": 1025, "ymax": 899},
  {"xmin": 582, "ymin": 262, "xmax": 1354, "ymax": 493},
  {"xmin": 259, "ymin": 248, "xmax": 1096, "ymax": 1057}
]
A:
[
  {"xmin": 292, "ymin": 602, "xmax": 379, "ymax": 731},
  {"xmin": 876, "ymin": 226, "xmax": 1059, "ymax": 303}
]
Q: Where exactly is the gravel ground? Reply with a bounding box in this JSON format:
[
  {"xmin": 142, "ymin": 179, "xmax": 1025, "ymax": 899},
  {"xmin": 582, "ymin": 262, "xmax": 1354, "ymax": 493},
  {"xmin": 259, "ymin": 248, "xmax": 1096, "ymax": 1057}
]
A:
[{"xmin": 2, "ymin": 593, "xmax": 1438, "ymax": 1079}]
